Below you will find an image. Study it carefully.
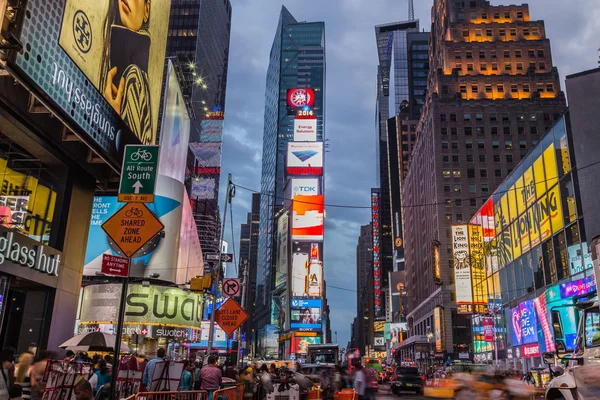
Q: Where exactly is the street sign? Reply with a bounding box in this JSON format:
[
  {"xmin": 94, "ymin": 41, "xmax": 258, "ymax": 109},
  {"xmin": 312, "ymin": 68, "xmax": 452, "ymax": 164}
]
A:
[
  {"xmin": 214, "ymin": 298, "xmax": 249, "ymax": 336},
  {"xmin": 223, "ymin": 279, "xmax": 240, "ymax": 297},
  {"xmin": 118, "ymin": 145, "xmax": 160, "ymax": 203},
  {"xmin": 205, "ymin": 253, "xmax": 234, "ymax": 262},
  {"xmin": 101, "ymin": 203, "xmax": 164, "ymax": 258},
  {"xmin": 101, "ymin": 254, "xmax": 130, "ymax": 277}
]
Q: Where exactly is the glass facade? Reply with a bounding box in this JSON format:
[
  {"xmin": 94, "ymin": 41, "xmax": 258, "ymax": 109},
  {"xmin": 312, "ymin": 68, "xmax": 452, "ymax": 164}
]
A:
[
  {"xmin": 256, "ymin": 7, "xmax": 326, "ymax": 327},
  {"xmin": 468, "ymin": 113, "xmax": 595, "ymax": 365}
]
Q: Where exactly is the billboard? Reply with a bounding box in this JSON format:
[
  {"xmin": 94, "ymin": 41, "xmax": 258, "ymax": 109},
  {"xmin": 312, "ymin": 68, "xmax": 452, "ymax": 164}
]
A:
[
  {"xmin": 469, "ymin": 225, "xmax": 488, "ymax": 309},
  {"xmin": 390, "ymin": 271, "xmax": 404, "ymax": 314},
  {"xmin": 200, "ymin": 119, "xmax": 224, "ymax": 143},
  {"xmin": 433, "ymin": 307, "xmax": 444, "ymax": 352},
  {"xmin": 158, "ymin": 61, "xmax": 191, "ymax": 184},
  {"xmin": 287, "ymin": 143, "xmax": 323, "ymax": 175},
  {"xmin": 190, "ymin": 143, "xmax": 223, "ymax": 168},
  {"xmin": 191, "ymin": 177, "xmax": 216, "ymax": 200},
  {"xmin": 290, "ymin": 242, "xmax": 323, "ymax": 298},
  {"xmin": 290, "ymin": 298, "xmax": 322, "ymax": 330},
  {"xmin": 292, "ymin": 195, "xmax": 324, "ymax": 241},
  {"xmin": 372, "ymin": 191, "xmax": 382, "ymax": 318},
  {"xmin": 451, "ymin": 225, "xmax": 473, "ymax": 310},
  {"xmin": 432, "ymin": 241, "xmax": 441, "ymax": 285},
  {"xmin": 511, "ymin": 300, "xmax": 538, "ymax": 346},
  {"xmin": 292, "ymin": 336, "xmax": 321, "ymax": 354},
  {"xmin": 287, "ymin": 88, "xmax": 315, "ymax": 109},
  {"xmin": 294, "ymin": 119, "xmax": 317, "ymax": 142},
  {"xmin": 276, "ymin": 212, "xmax": 289, "ymax": 289},
  {"xmin": 177, "ymin": 191, "xmax": 203, "ymax": 282},
  {"xmin": 291, "ymin": 178, "xmax": 320, "ymax": 197}
]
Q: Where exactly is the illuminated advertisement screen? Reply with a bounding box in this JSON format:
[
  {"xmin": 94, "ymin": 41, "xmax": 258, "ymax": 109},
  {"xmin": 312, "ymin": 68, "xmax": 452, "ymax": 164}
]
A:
[
  {"xmin": 287, "ymin": 89, "xmax": 315, "ymax": 109},
  {"xmin": 292, "ymin": 195, "xmax": 324, "ymax": 241},
  {"xmin": 190, "ymin": 143, "xmax": 223, "ymax": 168},
  {"xmin": 292, "ymin": 336, "xmax": 321, "ymax": 354},
  {"xmin": 290, "ymin": 242, "xmax": 323, "ymax": 298},
  {"xmin": 276, "ymin": 212, "xmax": 289, "ymax": 289},
  {"xmin": 290, "ymin": 298, "xmax": 322, "ymax": 330},
  {"xmin": 294, "ymin": 119, "xmax": 317, "ymax": 142},
  {"xmin": 559, "ymin": 275, "xmax": 596, "ymax": 298},
  {"xmin": 291, "ymin": 178, "xmax": 320, "ymax": 197},
  {"xmin": 451, "ymin": 225, "xmax": 473, "ymax": 310},
  {"xmin": 511, "ymin": 300, "xmax": 538, "ymax": 346},
  {"xmin": 372, "ymin": 191, "xmax": 382, "ymax": 318},
  {"xmin": 287, "ymin": 142, "xmax": 323, "ymax": 176},
  {"xmin": 200, "ymin": 119, "xmax": 224, "ymax": 143},
  {"xmin": 191, "ymin": 178, "xmax": 216, "ymax": 200},
  {"xmin": 433, "ymin": 307, "xmax": 444, "ymax": 352}
]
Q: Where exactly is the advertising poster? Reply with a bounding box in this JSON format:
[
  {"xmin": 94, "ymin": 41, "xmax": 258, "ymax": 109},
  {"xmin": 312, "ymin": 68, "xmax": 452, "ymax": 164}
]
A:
[
  {"xmin": 432, "ymin": 241, "xmax": 441, "ymax": 284},
  {"xmin": 292, "ymin": 336, "xmax": 321, "ymax": 354},
  {"xmin": 389, "ymin": 323, "xmax": 407, "ymax": 344},
  {"xmin": 451, "ymin": 225, "xmax": 474, "ymax": 308},
  {"xmin": 292, "ymin": 195, "xmax": 324, "ymax": 240},
  {"xmin": 290, "ymin": 298, "xmax": 322, "ymax": 330},
  {"xmin": 483, "ymin": 318, "xmax": 494, "ymax": 342},
  {"xmin": 191, "ymin": 178, "xmax": 216, "ymax": 200},
  {"xmin": 83, "ymin": 175, "xmax": 184, "ymax": 283},
  {"xmin": 287, "ymin": 88, "xmax": 315, "ymax": 110},
  {"xmin": 190, "ymin": 143, "xmax": 223, "ymax": 168},
  {"xmin": 291, "ymin": 242, "xmax": 323, "ymax": 298},
  {"xmin": 519, "ymin": 300, "xmax": 538, "ymax": 345},
  {"xmin": 177, "ymin": 191, "xmax": 203, "ymax": 283},
  {"xmin": 534, "ymin": 291, "xmax": 555, "ymax": 353},
  {"xmin": 200, "ymin": 119, "xmax": 224, "ymax": 143},
  {"xmin": 433, "ymin": 307, "xmax": 444, "ymax": 353},
  {"xmin": 294, "ymin": 119, "xmax": 317, "ymax": 142},
  {"xmin": 198, "ymin": 321, "xmax": 230, "ymax": 348},
  {"xmin": 287, "ymin": 142, "xmax": 324, "ymax": 175},
  {"xmin": 390, "ymin": 271, "xmax": 404, "ymax": 313},
  {"xmin": 58, "ymin": 0, "xmax": 171, "ymax": 144},
  {"xmin": 559, "ymin": 275, "xmax": 596, "ymax": 299},
  {"xmin": 158, "ymin": 61, "xmax": 191, "ymax": 184},
  {"xmin": 291, "ymin": 178, "xmax": 320, "ymax": 197},
  {"xmin": 276, "ymin": 212, "xmax": 289, "ymax": 289}
]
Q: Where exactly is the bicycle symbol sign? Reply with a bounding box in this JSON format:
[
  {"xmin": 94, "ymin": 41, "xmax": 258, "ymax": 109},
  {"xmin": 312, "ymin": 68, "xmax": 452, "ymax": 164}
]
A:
[{"xmin": 118, "ymin": 145, "xmax": 160, "ymax": 203}]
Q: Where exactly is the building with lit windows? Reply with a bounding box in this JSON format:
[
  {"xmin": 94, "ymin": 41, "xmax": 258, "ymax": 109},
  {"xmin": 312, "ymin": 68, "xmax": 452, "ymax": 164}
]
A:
[
  {"xmin": 401, "ymin": 0, "xmax": 566, "ymax": 363},
  {"xmin": 256, "ymin": 7, "xmax": 326, "ymax": 355}
]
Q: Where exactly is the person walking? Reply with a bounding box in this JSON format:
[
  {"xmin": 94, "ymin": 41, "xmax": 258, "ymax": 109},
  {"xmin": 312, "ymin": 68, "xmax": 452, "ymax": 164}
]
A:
[
  {"xmin": 200, "ymin": 356, "xmax": 222, "ymax": 400},
  {"xmin": 14, "ymin": 354, "xmax": 36, "ymax": 400},
  {"xmin": 353, "ymin": 364, "xmax": 366, "ymax": 400},
  {"xmin": 88, "ymin": 360, "xmax": 111, "ymax": 397},
  {"xmin": 179, "ymin": 361, "xmax": 193, "ymax": 391},
  {"xmin": 142, "ymin": 348, "xmax": 166, "ymax": 391},
  {"xmin": 0, "ymin": 349, "xmax": 15, "ymax": 400}
]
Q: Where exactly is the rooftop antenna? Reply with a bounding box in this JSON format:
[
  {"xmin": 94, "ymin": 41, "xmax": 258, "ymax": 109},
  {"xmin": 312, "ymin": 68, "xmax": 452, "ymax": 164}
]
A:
[{"xmin": 408, "ymin": 0, "xmax": 415, "ymax": 20}]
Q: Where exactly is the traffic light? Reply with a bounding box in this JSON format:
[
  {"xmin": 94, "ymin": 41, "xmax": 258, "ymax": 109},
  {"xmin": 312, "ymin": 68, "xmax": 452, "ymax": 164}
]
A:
[{"xmin": 190, "ymin": 275, "xmax": 213, "ymax": 292}]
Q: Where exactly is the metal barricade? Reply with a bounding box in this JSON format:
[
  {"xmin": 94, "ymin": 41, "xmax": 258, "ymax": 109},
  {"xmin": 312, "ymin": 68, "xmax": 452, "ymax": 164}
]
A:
[
  {"xmin": 121, "ymin": 390, "xmax": 208, "ymax": 400},
  {"xmin": 213, "ymin": 384, "xmax": 244, "ymax": 400}
]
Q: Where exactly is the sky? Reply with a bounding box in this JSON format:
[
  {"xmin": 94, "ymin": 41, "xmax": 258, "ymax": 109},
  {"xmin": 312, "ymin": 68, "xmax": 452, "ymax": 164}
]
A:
[{"xmin": 219, "ymin": 0, "xmax": 600, "ymax": 350}]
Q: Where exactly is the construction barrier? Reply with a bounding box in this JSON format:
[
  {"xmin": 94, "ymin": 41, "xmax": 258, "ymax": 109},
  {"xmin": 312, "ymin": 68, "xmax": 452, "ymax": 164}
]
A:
[
  {"xmin": 333, "ymin": 389, "xmax": 357, "ymax": 400},
  {"xmin": 213, "ymin": 384, "xmax": 244, "ymax": 400},
  {"xmin": 121, "ymin": 390, "xmax": 208, "ymax": 400}
]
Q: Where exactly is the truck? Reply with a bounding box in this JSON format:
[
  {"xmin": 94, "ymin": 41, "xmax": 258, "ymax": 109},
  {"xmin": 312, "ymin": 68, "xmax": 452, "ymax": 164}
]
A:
[
  {"xmin": 307, "ymin": 343, "xmax": 339, "ymax": 366},
  {"xmin": 545, "ymin": 300, "xmax": 600, "ymax": 400}
]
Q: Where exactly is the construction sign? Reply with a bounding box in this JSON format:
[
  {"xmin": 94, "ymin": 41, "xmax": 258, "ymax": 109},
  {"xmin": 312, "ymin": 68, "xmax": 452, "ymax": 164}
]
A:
[
  {"xmin": 215, "ymin": 298, "xmax": 249, "ymax": 337},
  {"xmin": 101, "ymin": 203, "xmax": 164, "ymax": 258}
]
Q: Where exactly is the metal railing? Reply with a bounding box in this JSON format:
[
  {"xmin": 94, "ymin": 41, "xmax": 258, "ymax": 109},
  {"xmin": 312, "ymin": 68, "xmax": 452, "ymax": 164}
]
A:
[{"xmin": 121, "ymin": 390, "xmax": 208, "ymax": 400}]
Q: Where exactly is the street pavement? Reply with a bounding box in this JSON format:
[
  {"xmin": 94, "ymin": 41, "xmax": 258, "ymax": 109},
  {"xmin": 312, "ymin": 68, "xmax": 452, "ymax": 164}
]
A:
[{"xmin": 376, "ymin": 384, "xmax": 428, "ymax": 399}]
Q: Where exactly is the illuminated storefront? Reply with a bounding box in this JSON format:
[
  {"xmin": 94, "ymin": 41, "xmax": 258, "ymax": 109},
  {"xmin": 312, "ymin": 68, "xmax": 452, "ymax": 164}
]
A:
[{"xmin": 468, "ymin": 112, "xmax": 597, "ymax": 369}]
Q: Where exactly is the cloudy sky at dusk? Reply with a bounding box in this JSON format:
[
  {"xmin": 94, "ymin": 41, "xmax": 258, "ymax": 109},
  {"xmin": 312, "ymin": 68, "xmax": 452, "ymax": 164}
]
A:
[{"xmin": 219, "ymin": 0, "xmax": 600, "ymax": 348}]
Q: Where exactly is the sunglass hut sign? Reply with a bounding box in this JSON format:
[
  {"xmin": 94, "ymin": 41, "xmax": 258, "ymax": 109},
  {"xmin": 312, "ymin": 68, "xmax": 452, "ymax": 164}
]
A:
[{"xmin": 0, "ymin": 227, "xmax": 61, "ymax": 276}]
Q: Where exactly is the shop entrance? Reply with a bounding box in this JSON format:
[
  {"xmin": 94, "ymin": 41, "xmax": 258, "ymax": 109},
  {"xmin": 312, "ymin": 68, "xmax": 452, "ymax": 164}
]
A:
[{"xmin": 0, "ymin": 275, "xmax": 54, "ymax": 355}]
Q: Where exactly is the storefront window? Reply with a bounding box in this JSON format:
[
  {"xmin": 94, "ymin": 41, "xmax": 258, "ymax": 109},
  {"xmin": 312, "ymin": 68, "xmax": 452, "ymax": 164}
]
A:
[
  {"xmin": 522, "ymin": 253, "xmax": 534, "ymax": 294},
  {"xmin": 532, "ymin": 246, "xmax": 545, "ymax": 290},
  {"xmin": 560, "ymin": 178, "xmax": 577, "ymax": 224},
  {"xmin": 543, "ymin": 239, "xmax": 557, "ymax": 284},
  {"xmin": 554, "ymin": 232, "xmax": 569, "ymax": 281},
  {"xmin": 0, "ymin": 135, "xmax": 64, "ymax": 245},
  {"xmin": 553, "ymin": 121, "xmax": 571, "ymax": 178}
]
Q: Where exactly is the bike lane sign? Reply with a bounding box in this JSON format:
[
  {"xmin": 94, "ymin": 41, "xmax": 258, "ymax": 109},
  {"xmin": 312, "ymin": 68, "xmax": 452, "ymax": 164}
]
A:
[
  {"xmin": 101, "ymin": 203, "xmax": 164, "ymax": 258},
  {"xmin": 118, "ymin": 145, "xmax": 160, "ymax": 203}
]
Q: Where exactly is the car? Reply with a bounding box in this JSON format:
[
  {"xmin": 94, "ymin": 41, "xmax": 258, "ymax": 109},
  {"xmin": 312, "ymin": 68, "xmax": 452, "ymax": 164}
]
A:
[{"xmin": 390, "ymin": 367, "xmax": 424, "ymax": 396}]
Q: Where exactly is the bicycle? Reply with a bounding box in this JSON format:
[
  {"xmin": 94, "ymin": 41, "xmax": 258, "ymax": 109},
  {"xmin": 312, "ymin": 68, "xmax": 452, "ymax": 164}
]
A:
[
  {"xmin": 130, "ymin": 148, "xmax": 153, "ymax": 162},
  {"xmin": 125, "ymin": 207, "xmax": 144, "ymax": 218}
]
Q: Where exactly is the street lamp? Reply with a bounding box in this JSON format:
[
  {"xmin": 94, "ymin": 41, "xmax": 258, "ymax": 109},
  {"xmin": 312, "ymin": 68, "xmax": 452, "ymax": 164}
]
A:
[{"xmin": 426, "ymin": 327, "xmax": 434, "ymax": 367}]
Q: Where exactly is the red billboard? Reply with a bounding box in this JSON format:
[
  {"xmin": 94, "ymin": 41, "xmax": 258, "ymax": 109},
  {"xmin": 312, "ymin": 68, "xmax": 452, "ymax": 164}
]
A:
[{"xmin": 287, "ymin": 88, "xmax": 315, "ymax": 108}]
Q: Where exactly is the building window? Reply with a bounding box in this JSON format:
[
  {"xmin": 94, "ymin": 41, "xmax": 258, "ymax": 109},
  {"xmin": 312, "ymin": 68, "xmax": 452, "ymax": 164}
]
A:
[
  {"xmin": 466, "ymin": 141, "xmax": 473, "ymax": 149},
  {"xmin": 486, "ymin": 29, "xmax": 493, "ymax": 37},
  {"xmin": 442, "ymin": 141, "xmax": 449, "ymax": 149},
  {"xmin": 463, "ymin": 29, "xmax": 469, "ymax": 37},
  {"xmin": 469, "ymin": 184, "xmax": 476, "ymax": 193},
  {"xmin": 546, "ymin": 83, "xmax": 555, "ymax": 92},
  {"xmin": 456, "ymin": 63, "xmax": 463, "ymax": 71},
  {"xmin": 446, "ymin": 214, "xmax": 453, "ymax": 221},
  {"xmin": 485, "ymin": 84, "xmax": 492, "ymax": 93},
  {"xmin": 491, "ymin": 127, "xmax": 498, "ymax": 135},
  {"xmin": 452, "ymin": 155, "xmax": 459, "ymax": 162},
  {"xmin": 444, "ymin": 185, "xmax": 451, "ymax": 192},
  {"xmin": 493, "ymin": 12, "xmax": 500, "ymax": 19},
  {"xmin": 502, "ymin": 112, "xmax": 510, "ymax": 121},
  {"xmin": 490, "ymin": 113, "xmax": 497, "ymax": 122},
  {"xmin": 495, "ymin": 169, "xmax": 502, "ymax": 177},
  {"xmin": 492, "ymin": 63, "xmax": 499, "ymax": 71},
  {"xmin": 456, "ymin": 214, "xmax": 463, "ymax": 222},
  {"xmin": 504, "ymin": 50, "xmax": 510, "ymax": 58},
  {"xmin": 480, "ymin": 169, "xmax": 488, "ymax": 178},
  {"xmin": 517, "ymin": 113, "xmax": 525, "ymax": 121},
  {"xmin": 507, "ymin": 155, "xmax": 514, "ymax": 163},
  {"xmin": 531, "ymin": 126, "xmax": 538, "ymax": 135},
  {"xmin": 443, "ymin": 170, "xmax": 451, "ymax": 178},
  {"xmin": 494, "ymin": 154, "xmax": 501, "ymax": 162},
  {"xmin": 528, "ymin": 49, "xmax": 536, "ymax": 57},
  {"xmin": 476, "ymin": 127, "xmax": 484, "ymax": 136},
  {"xmin": 442, "ymin": 85, "xmax": 449, "ymax": 94},
  {"xmin": 476, "ymin": 113, "xmax": 483, "ymax": 121},
  {"xmin": 492, "ymin": 140, "xmax": 500, "ymax": 149},
  {"xmin": 537, "ymin": 84, "xmax": 545, "ymax": 92},
  {"xmin": 505, "ymin": 140, "xmax": 513, "ymax": 149},
  {"xmin": 523, "ymin": 84, "xmax": 530, "ymax": 93},
  {"xmin": 529, "ymin": 113, "xmax": 537, "ymax": 121},
  {"xmin": 504, "ymin": 127, "xmax": 511, "ymax": 135},
  {"xmin": 451, "ymin": 127, "xmax": 458, "ymax": 135},
  {"xmin": 453, "ymin": 170, "xmax": 461, "ymax": 178},
  {"xmin": 467, "ymin": 155, "xmax": 474, "ymax": 162},
  {"xmin": 454, "ymin": 184, "xmax": 461, "ymax": 192},
  {"xmin": 481, "ymin": 63, "xmax": 488, "ymax": 72},
  {"xmin": 478, "ymin": 141, "xmax": 485, "ymax": 149},
  {"xmin": 517, "ymin": 63, "xmax": 523, "ymax": 71},
  {"xmin": 471, "ymin": 84, "xmax": 479, "ymax": 93},
  {"xmin": 532, "ymin": 27, "xmax": 539, "ymax": 36},
  {"xmin": 511, "ymin": 84, "xmax": 518, "ymax": 93},
  {"xmin": 538, "ymin": 49, "xmax": 545, "ymax": 57},
  {"xmin": 464, "ymin": 113, "xmax": 471, "ymax": 121},
  {"xmin": 466, "ymin": 51, "xmax": 473, "ymax": 59},
  {"xmin": 480, "ymin": 155, "xmax": 487, "ymax": 162},
  {"xmin": 539, "ymin": 62, "xmax": 546, "ymax": 70},
  {"xmin": 520, "ymin": 140, "xmax": 527, "ymax": 149},
  {"xmin": 504, "ymin": 11, "xmax": 510, "ymax": 18},
  {"xmin": 481, "ymin": 12, "xmax": 488, "ymax": 19},
  {"xmin": 497, "ymin": 84, "xmax": 504, "ymax": 92},
  {"xmin": 479, "ymin": 50, "xmax": 486, "ymax": 59},
  {"xmin": 499, "ymin": 28, "xmax": 506, "ymax": 36},
  {"xmin": 441, "ymin": 114, "xmax": 447, "ymax": 121},
  {"xmin": 491, "ymin": 50, "xmax": 497, "ymax": 58},
  {"xmin": 445, "ymin": 199, "xmax": 452, "ymax": 207},
  {"xmin": 460, "ymin": 85, "xmax": 467, "ymax": 94},
  {"xmin": 517, "ymin": 10, "xmax": 523, "ymax": 18},
  {"xmin": 467, "ymin": 168, "xmax": 475, "ymax": 178},
  {"xmin": 523, "ymin": 28, "xmax": 530, "ymax": 36},
  {"xmin": 465, "ymin": 127, "xmax": 473, "ymax": 136},
  {"xmin": 452, "ymin": 142, "xmax": 459, "ymax": 149},
  {"xmin": 455, "ymin": 51, "xmax": 462, "ymax": 59},
  {"xmin": 441, "ymin": 128, "xmax": 448, "ymax": 135},
  {"xmin": 475, "ymin": 29, "xmax": 482, "ymax": 37},
  {"xmin": 443, "ymin": 155, "xmax": 449, "ymax": 163},
  {"xmin": 511, "ymin": 28, "xmax": 517, "ymax": 37},
  {"xmin": 467, "ymin": 64, "xmax": 474, "ymax": 72},
  {"xmin": 482, "ymin": 184, "xmax": 489, "ymax": 193},
  {"xmin": 518, "ymin": 127, "xmax": 525, "ymax": 135},
  {"xmin": 505, "ymin": 63, "xmax": 512, "ymax": 71},
  {"xmin": 450, "ymin": 113, "xmax": 457, "ymax": 121},
  {"xmin": 470, "ymin": 198, "xmax": 477, "ymax": 207}
]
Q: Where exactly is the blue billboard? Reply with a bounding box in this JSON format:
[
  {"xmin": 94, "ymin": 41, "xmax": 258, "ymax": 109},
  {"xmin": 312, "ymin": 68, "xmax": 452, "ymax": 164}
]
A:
[{"xmin": 290, "ymin": 297, "xmax": 322, "ymax": 330}]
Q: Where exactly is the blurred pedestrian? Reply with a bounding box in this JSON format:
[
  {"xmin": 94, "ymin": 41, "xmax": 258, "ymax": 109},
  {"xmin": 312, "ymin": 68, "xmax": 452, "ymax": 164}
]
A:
[
  {"xmin": 14, "ymin": 354, "xmax": 36, "ymax": 400},
  {"xmin": 33, "ymin": 351, "xmax": 55, "ymax": 384},
  {"xmin": 88, "ymin": 360, "xmax": 111, "ymax": 396},
  {"xmin": 8, "ymin": 385, "xmax": 22, "ymax": 400},
  {"xmin": 179, "ymin": 361, "xmax": 193, "ymax": 391},
  {"xmin": 0, "ymin": 349, "xmax": 16, "ymax": 400},
  {"xmin": 353, "ymin": 364, "xmax": 366, "ymax": 400},
  {"xmin": 73, "ymin": 379, "xmax": 93, "ymax": 400},
  {"xmin": 226, "ymin": 362, "xmax": 237, "ymax": 380},
  {"xmin": 200, "ymin": 356, "xmax": 222, "ymax": 400},
  {"xmin": 142, "ymin": 348, "xmax": 166, "ymax": 390}
]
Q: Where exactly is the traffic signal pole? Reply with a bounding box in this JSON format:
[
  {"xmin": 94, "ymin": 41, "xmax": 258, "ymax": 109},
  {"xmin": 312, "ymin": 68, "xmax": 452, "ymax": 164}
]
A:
[{"xmin": 207, "ymin": 174, "xmax": 234, "ymax": 354}]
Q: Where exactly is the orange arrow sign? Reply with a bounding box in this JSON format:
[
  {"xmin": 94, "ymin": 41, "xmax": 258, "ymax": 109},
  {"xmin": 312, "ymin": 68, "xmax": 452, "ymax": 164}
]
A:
[
  {"xmin": 101, "ymin": 203, "xmax": 164, "ymax": 258},
  {"xmin": 215, "ymin": 298, "xmax": 249, "ymax": 337}
]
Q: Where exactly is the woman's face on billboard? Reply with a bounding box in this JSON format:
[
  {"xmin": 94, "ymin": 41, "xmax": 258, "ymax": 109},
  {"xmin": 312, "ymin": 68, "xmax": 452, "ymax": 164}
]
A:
[{"xmin": 118, "ymin": 0, "xmax": 150, "ymax": 32}]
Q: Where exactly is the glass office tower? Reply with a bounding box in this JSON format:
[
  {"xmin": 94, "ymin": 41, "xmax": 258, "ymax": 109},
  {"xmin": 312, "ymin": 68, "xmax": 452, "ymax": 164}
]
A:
[{"xmin": 255, "ymin": 6, "xmax": 326, "ymax": 338}]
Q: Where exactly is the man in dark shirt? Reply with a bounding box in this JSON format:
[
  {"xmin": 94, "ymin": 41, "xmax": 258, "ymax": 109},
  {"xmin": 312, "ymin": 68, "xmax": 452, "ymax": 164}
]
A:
[{"xmin": 200, "ymin": 356, "xmax": 222, "ymax": 399}]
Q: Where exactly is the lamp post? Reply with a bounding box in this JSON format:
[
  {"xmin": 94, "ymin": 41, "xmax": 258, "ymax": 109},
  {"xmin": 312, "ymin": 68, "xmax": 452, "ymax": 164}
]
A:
[{"xmin": 426, "ymin": 327, "xmax": 434, "ymax": 367}]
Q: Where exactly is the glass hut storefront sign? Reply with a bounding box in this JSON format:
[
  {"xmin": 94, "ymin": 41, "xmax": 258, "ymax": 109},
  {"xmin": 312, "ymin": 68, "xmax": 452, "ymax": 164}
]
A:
[{"xmin": 0, "ymin": 227, "xmax": 61, "ymax": 276}]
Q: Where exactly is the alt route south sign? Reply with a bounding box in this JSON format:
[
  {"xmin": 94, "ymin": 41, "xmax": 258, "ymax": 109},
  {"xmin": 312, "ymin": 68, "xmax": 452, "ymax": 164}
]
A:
[{"xmin": 118, "ymin": 145, "xmax": 159, "ymax": 203}]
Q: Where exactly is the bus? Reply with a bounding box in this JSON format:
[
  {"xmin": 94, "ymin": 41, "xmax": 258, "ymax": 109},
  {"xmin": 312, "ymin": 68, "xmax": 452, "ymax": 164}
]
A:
[{"xmin": 307, "ymin": 344, "xmax": 339, "ymax": 366}]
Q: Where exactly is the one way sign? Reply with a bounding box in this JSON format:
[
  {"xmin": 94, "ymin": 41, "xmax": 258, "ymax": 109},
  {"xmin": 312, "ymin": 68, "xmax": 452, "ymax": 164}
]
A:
[{"xmin": 206, "ymin": 253, "xmax": 234, "ymax": 263}]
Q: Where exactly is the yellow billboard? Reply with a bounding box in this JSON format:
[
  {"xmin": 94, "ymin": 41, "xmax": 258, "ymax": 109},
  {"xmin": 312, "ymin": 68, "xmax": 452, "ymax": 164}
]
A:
[
  {"xmin": 469, "ymin": 225, "xmax": 488, "ymax": 306},
  {"xmin": 543, "ymin": 145, "xmax": 559, "ymax": 188},
  {"xmin": 533, "ymin": 155, "xmax": 547, "ymax": 199},
  {"xmin": 58, "ymin": 0, "xmax": 172, "ymax": 144}
]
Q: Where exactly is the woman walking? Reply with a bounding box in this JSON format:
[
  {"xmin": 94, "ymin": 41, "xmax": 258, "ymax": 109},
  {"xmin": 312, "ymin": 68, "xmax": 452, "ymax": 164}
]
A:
[{"xmin": 14, "ymin": 353, "xmax": 36, "ymax": 400}]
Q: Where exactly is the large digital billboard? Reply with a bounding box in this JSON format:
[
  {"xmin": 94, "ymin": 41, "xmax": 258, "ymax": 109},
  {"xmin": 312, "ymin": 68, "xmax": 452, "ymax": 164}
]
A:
[
  {"xmin": 287, "ymin": 89, "xmax": 315, "ymax": 109},
  {"xmin": 291, "ymin": 336, "xmax": 321, "ymax": 354},
  {"xmin": 291, "ymin": 178, "xmax": 320, "ymax": 198},
  {"xmin": 291, "ymin": 242, "xmax": 323, "ymax": 298},
  {"xmin": 190, "ymin": 143, "xmax": 223, "ymax": 168},
  {"xmin": 200, "ymin": 119, "xmax": 224, "ymax": 143},
  {"xmin": 452, "ymin": 225, "xmax": 474, "ymax": 312},
  {"xmin": 287, "ymin": 143, "xmax": 323, "ymax": 176},
  {"xmin": 294, "ymin": 119, "xmax": 317, "ymax": 142},
  {"xmin": 292, "ymin": 195, "xmax": 324, "ymax": 241},
  {"xmin": 276, "ymin": 212, "xmax": 289, "ymax": 289},
  {"xmin": 58, "ymin": 0, "xmax": 170, "ymax": 144},
  {"xmin": 290, "ymin": 298, "xmax": 322, "ymax": 330},
  {"xmin": 372, "ymin": 191, "xmax": 382, "ymax": 318},
  {"xmin": 158, "ymin": 61, "xmax": 191, "ymax": 184}
]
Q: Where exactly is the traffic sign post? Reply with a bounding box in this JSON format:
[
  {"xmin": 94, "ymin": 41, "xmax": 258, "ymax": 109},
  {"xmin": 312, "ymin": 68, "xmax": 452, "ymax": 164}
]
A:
[
  {"xmin": 118, "ymin": 145, "xmax": 159, "ymax": 203},
  {"xmin": 101, "ymin": 203, "xmax": 164, "ymax": 258},
  {"xmin": 101, "ymin": 254, "xmax": 129, "ymax": 277},
  {"xmin": 206, "ymin": 253, "xmax": 233, "ymax": 263},
  {"xmin": 223, "ymin": 278, "xmax": 241, "ymax": 297},
  {"xmin": 215, "ymin": 298, "xmax": 249, "ymax": 337}
]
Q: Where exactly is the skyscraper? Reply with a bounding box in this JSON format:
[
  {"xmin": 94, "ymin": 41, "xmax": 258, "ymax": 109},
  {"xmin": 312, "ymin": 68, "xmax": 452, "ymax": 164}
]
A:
[
  {"xmin": 166, "ymin": 0, "xmax": 233, "ymax": 257},
  {"xmin": 402, "ymin": 0, "xmax": 566, "ymax": 361},
  {"xmin": 355, "ymin": 223, "xmax": 374, "ymax": 355},
  {"xmin": 256, "ymin": 7, "xmax": 326, "ymax": 338}
]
